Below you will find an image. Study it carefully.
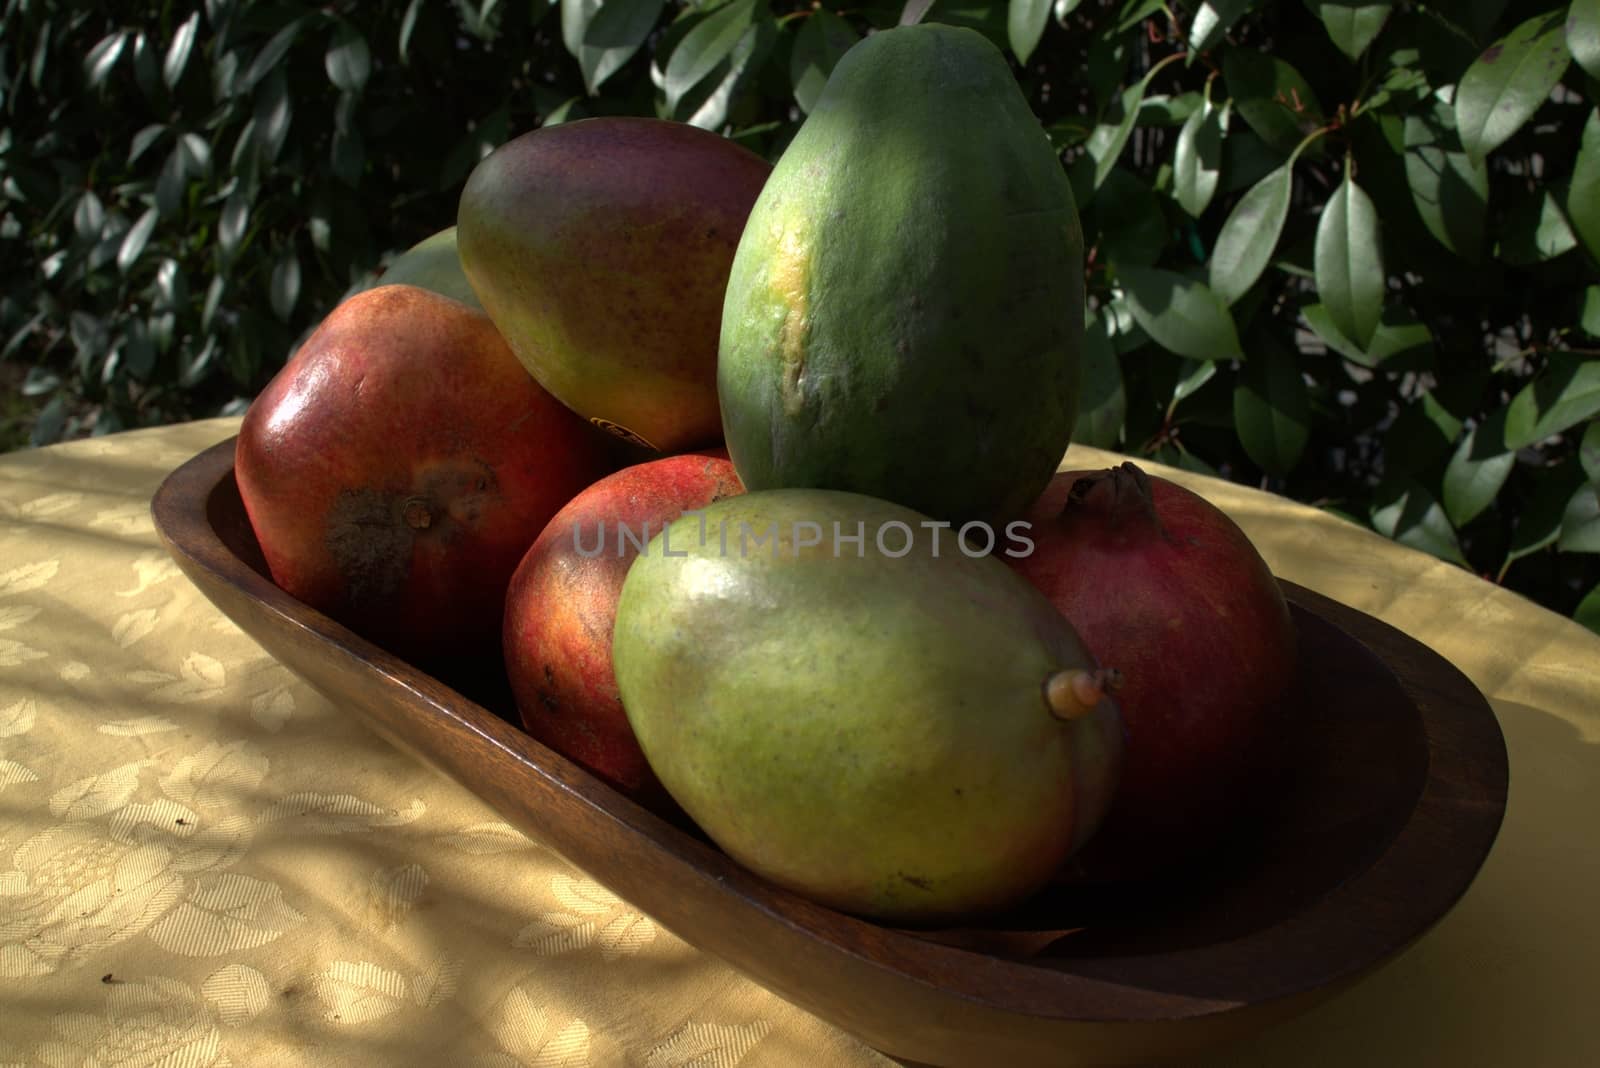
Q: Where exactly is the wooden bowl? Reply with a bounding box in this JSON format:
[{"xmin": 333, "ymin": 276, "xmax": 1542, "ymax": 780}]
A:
[{"xmin": 151, "ymin": 438, "xmax": 1508, "ymax": 1067}]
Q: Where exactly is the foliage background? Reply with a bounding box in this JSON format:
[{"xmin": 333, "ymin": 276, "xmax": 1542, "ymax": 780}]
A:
[{"xmin": 3, "ymin": 0, "xmax": 1598, "ymax": 632}]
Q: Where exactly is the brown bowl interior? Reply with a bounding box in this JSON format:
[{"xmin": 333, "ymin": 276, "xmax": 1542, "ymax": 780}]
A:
[{"xmin": 153, "ymin": 438, "xmax": 1509, "ymax": 1068}]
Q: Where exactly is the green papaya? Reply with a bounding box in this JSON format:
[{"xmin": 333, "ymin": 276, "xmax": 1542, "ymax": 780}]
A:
[
  {"xmin": 611, "ymin": 490, "xmax": 1123, "ymax": 923},
  {"xmin": 717, "ymin": 24, "xmax": 1085, "ymax": 526}
]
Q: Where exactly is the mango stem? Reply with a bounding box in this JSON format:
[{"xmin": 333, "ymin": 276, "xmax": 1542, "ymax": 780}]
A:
[{"xmin": 1044, "ymin": 668, "xmax": 1123, "ymax": 721}]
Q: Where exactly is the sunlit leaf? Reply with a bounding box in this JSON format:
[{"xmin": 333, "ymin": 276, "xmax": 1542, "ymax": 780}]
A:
[
  {"xmin": 1190, "ymin": 0, "xmax": 1251, "ymax": 54},
  {"xmin": 1370, "ymin": 478, "xmax": 1468, "ymax": 566},
  {"xmin": 1210, "ymin": 163, "xmax": 1293, "ymax": 305},
  {"xmin": 1500, "ymin": 185, "xmax": 1578, "ymax": 264},
  {"xmin": 163, "ymin": 12, "xmax": 199, "ymax": 89},
  {"xmin": 1559, "ymin": 483, "xmax": 1600, "ymax": 552},
  {"xmin": 1009, "ymin": 0, "xmax": 1052, "ymax": 64},
  {"xmin": 85, "ymin": 31, "xmax": 129, "ymax": 88},
  {"xmin": 1173, "ymin": 97, "xmax": 1224, "ymax": 217},
  {"xmin": 117, "ymin": 208, "xmax": 159, "ymax": 274},
  {"xmin": 1442, "ymin": 417, "xmax": 1514, "ymax": 527},
  {"xmin": 326, "ymin": 22, "xmax": 372, "ymax": 93},
  {"xmin": 664, "ymin": 0, "xmax": 757, "ymax": 112},
  {"xmin": 563, "ymin": 0, "xmax": 664, "ymax": 96},
  {"xmin": 1309, "ymin": 1, "xmax": 1392, "ymax": 61},
  {"xmin": 1565, "ymin": 108, "xmax": 1600, "ymax": 262},
  {"xmin": 1314, "ymin": 169, "xmax": 1384, "ymax": 349},
  {"xmin": 1455, "ymin": 11, "xmax": 1569, "ymax": 162},
  {"xmin": 1505, "ymin": 353, "xmax": 1600, "ymax": 449},
  {"xmin": 1116, "ymin": 267, "xmax": 1244, "ymax": 361},
  {"xmin": 1575, "ymin": 581, "xmax": 1600, "ymax": 635},
  {"xmin": 399, "ymin": 0, "xmax": 424, "ymax": 63},
  {"xmin": 1572, "ymin": 0, "xmax": 1600, "ymax": 81}
]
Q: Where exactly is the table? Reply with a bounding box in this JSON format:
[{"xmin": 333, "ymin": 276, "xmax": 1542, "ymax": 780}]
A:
[{"xmin": 1, "ymin": 417, "xmax": 1595, "ymax": 1066}]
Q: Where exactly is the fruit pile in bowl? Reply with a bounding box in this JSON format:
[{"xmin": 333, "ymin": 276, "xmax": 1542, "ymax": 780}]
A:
[{"xmin": 232, "ymin": 23, "xmax": 1299, "ymax": 926}]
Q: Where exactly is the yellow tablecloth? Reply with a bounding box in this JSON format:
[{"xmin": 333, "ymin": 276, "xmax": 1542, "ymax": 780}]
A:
[{"xmin": 1, "ymin": 417, "xmax": 1595, "ymax": 1067}]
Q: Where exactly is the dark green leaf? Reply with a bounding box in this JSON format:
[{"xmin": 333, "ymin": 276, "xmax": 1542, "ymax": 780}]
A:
[
  {"xmin": 156, "ymin": 147, "xmax": 187, "ymax": 218},
  {"xmin": 1403, "ymin": 108, "xmax": 1488, "ymax": 261},
  {"xmin": 1565, "ymin": 108, "xmax": 1600, "ymax": 262},
  {"xmin": 30, "ymin": 396, "xmax": 67, "ymax": 448},
  {"xmin": 240, "ymin": 16, "xmax": 311, "ymax": 96},
  {"xmin": 85, "ymin": 31, "xmax": 129, "ymax": 88},
  {"xmin": 400, "ymin": 0, "xmax": 424, "ymax": 63},
  {"xmin": 1305, "ymin": 300, "xmax": 1433, "ymax": 367},
  {"xmin": 1505, "ymin": 464, "xmax": 1587, "ymax": 567},
  {"xmin": 1173, "ymin": 97, "xmax": 1224, "ymax": 217},
  {"xmin": 664, "ymin": 0, "xmax": 757, "ymax": 111},
  {"xmin": 1505, "ymin": 353, "xmax": 1600, "ymax": 449},
  {"xmin": 1582, "ymin": 286, "xmax": 1600, "ymax": 338},
  {"xmin": 1574, "ymin": 581, "xmax": 1600, "ymax": 635},
  {"xmin": 1094, "ymin": 169, "xmax": 1165, "ymax": 268},
  {"xmin": 1583, "ymin": 421, "xmax": 1600, "ymax": 486},
  {"xmin": 1455, "ymin": 11, "xmax": 1569, "ymax": 162},
  {"xmin": 1233, "ymin": 334, "xmax": 1311, "ymax": 473},
  {"xmin": 1210, "ymin": 163, "xmax": 1293, "ymax": 305},
  {"xmin": 164, "ymin": 12, "xmax": 200, "ymax": 89},
  {"xmin": 1315, "ymin": 170, "xmax": 1384, "ymax": 349},
  {"xmin": 116, "ymin": 207, "xmax": 159, "ymax": 274},
  {"xmin": 326, "ymin": 22, "xmax": 372, "ymax": 93},
  {"xmin": 1117, "ymin": 267, "xmax": 1245, "ymax": 361},
  {"xmin": 333, "ymin": 126, "xmax": 365, "ymax": 186},
  {"xmin": 1559, "ymin": 483, "xmax": 1600, "ymax": 552},
  {"xmin": 122, "ymin": 319, "xmax": 156, "ymax": 380},
  {"xmin": 1190, "ymin": 0, "xmax": 1251, "ymax": 54},
  {"xmin": 1500, "ymin": 184, "xmax": 1578, "ymax": 264},
  {"xmin": 1222, "ymin": 48, "xmax": 1324, "ymax": 156},
  {"xmin": 1442, "ymin": 419, "xmax": 1514, "ymax": 527},
  {"xmin": 253, "ymin": 70, "xmax": 293, "ymax": 165},
  {"xmin": 1075, "ymin": 309, "xmax": 1124, "ymax": 448},
  {"xmin": 270, "ymin": 251, "xmax": 301, "ymax": 320},
  {"xmin": 203, "ymin": 276, "xmax": 226, "ymax": 333},
  {"xmin": 1009, "ymin": 0, "xmax": 1052, "ymax": 64},
  {"xmin": 1370, "ymin": 478, "xmax": 1468, "ymax": 566},
  {"xmin": 219, "ymin": 193, "xmax": 250, "ymax": 259},
  {"xmin": 791, "ymin": 9, "xmax": 858, "ymax": 114},
  {"xmin": 1572, "ymin": 0, "xmax": 1600, "ymax": 81},
  {"xmin": 1308, "ymin": 1, "xmax": 1391, "ymax": 61},
  {"xmin": 74, "ymin": 191, "xmax": 105, "ymax": 241}
]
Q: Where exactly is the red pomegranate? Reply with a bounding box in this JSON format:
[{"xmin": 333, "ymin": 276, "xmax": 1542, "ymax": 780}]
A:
[
  {"xmin": 1009, "ymin": 462, "xmax": 1298, "ymax": 879},
  {"xmin": 503, "ymin": 451, "xmax": 743, "ymax": 810}
]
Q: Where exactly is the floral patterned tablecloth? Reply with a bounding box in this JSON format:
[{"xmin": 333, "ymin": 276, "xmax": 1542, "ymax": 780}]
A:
[{"xmin": 1, "ymin": 417, "xmax": 1596, "ymax": 1067}]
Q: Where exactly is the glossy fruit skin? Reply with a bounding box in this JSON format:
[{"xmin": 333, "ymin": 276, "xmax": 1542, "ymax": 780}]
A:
[
  {"xmin": 235, "ymin": 284, "xmax": 612, "ymax": 673},
  {"xmin": 1009, "ymin": 464, "xmax": 1298, "ymax": 879},
  {"xmin": 612, "ymin": 490, "xmax": 1124, "ymax": 923},
  {"xmin": 457, "ymin": 117, "xmax": 772, "ymax": 453},
  {"xmin": 503, "ymin": 450, "xmax": 743, "ymax": 810},
  {"xmin": 717, "ymin": 24, "xmax": 1085, "ymax": 526}
]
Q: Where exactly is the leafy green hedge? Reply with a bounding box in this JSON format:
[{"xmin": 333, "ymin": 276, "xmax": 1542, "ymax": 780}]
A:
[{"xmin": 4, "ymin": 0, "xmax": 1599, "ymax": 631}]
